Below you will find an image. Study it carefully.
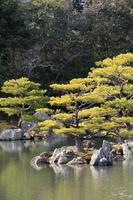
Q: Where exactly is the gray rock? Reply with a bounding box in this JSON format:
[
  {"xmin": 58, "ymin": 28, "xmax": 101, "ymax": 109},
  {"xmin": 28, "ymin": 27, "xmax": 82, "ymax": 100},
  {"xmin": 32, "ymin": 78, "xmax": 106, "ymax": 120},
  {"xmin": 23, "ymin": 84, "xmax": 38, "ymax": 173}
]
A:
[
  {"xmin": 102, "ymin": 140, "xmax": 112, "ymax": 151},
  {"xmin": 34, "ymin": 112, "xmax": 51, "ymax": 120},
  {"xmin": 20, "ymin": 121, "xmax": 38, "ymax": 130},
  {"xmin": 23, "ymin": 132, "xmax": 31, "ymax": 140},
  {"xmin": 58, "ymin": 150, "xmax": 75, "ymax": 164},
  {"xmin": 67, "ymin": 157, "xmax": 87, "ymax": 165},
  {"xmin": 39, "ymin": 152, "xmax": 52, "ymax": 159},
  {"xmin": 90, "ymin": 147, "xmax": 113, "ymax": 166},
  {"xmin": 0, "ymin": 129, "xmax": 23, "ymax": 141},
  {"xmin": 122, "ymin": 141, "xmax": 133, "ymax": 157},
  {"xmin": 31, "ymin": 154, "xmax": 50, "ymax": 167},
  {"xmin": 49, "ymin": 148, "xmax": 62, "ymax": 163},
  {"xmin": 49, "ymin": 146, "xmax": 77, "ymax": 163}
]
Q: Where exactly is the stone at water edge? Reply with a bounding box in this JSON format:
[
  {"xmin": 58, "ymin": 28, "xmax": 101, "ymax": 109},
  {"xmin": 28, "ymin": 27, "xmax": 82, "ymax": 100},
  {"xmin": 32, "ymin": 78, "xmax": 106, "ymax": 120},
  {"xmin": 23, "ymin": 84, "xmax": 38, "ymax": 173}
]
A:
[
  {"xmin": 49, "ymin": 148, "xmax": 62, "ymax": 163},
  {"xmin": 67, "ymin": 157, "xmax": 87, "ymax": 165},
  {"xmin": 0, "ymin": 129, "xmax": 23, "ymax": 141},
  {"xmin": 90, "ymin": 147, "xmax": 113, "ymax": 166},
  {"xmin": 31, "ymin": 153, "xmax": 51, "ymax": 166},
  {"xmin": 122, "ymin": 141, "xmax": 133, "ymax": 157},
  {"xmin": 23, "ymin": 132, "xmax": 31, "ymax": 140},
  {"xmin": 49, "ymin": 146, "xmax": 77, "ymax": 164},
  {"xmin": 58, "ymin": 150, "xmax": 75, "ymax": 164}
]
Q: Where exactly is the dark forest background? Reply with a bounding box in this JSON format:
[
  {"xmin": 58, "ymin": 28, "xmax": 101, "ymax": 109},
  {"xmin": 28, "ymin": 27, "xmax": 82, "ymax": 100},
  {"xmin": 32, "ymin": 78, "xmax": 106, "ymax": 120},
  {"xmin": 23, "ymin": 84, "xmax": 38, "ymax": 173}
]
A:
[{"xmin": 0, "ymin": 0, "xmax": 132, "ymax": 88}]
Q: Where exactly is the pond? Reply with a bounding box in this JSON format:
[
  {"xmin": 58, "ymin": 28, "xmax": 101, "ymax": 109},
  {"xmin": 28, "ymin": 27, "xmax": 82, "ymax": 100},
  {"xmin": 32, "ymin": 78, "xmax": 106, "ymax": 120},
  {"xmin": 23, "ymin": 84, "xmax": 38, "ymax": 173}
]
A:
[{"xmin": 0, "ymin": 139, "xmax": 133, "ymax": 200}]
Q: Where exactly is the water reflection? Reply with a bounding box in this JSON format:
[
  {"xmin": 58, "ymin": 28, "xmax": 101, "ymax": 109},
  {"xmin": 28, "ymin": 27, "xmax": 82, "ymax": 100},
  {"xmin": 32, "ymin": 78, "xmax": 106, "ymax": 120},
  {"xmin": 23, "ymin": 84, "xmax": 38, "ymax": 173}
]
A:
[
  {"xmin": 0, "ymin": 141, "xmax": 133, "ymax": 200},
  {"xmin": 0, "ymin": 136, "xmax": 70, "ymax": 154}
]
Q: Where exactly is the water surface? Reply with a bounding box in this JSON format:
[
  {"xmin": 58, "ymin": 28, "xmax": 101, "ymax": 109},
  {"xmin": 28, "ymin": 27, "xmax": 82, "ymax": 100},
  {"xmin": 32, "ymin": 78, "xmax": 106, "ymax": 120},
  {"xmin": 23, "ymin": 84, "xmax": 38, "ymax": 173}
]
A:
[{"xmin": 0, "ymin": 140, "xmax": 133, "ymax": 200}]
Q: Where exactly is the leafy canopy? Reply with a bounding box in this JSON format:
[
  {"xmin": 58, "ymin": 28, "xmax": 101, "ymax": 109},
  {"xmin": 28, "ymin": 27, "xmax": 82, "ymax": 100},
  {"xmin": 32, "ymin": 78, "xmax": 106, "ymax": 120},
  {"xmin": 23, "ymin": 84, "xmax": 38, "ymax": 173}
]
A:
[
  {"xmin": 39, "ymin": 53, "xmax": 133, "ymax": 138},
  {"xmin": 0, "ymin": 77, "xmax": 47, "ymax": 124}
]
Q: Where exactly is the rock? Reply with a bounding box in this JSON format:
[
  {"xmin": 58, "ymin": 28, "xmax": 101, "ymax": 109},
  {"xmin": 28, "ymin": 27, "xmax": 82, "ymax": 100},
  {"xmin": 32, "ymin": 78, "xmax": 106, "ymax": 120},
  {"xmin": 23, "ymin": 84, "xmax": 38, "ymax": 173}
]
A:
[
  {"xmin": 49, "ymin": 146, "xmax": 77, "ymax": 163},
  {"xmin": 113, "ymin": 155, "xmax": 124, "ymax": 161},
  {"xmin": 78, "ymin": 149, "xmax": 94, "ymax": 163},
  {"xmin": 31, "ymin": 153, "xmax": 50, "ymax": 166},
  {"xmin": 0, "ymin": 129, "xmax": 23, "ymax": 141},
  {"xmin": 112, "ymin": 144, "xmax": 123, "ymax": 156},
  {"xmin": 20, "ymin": 121, "xmax": 38, "ymax": 131},
  {"xmin": 122, "ymin": 141, "xmax": 133, "ymax": 157},
  {"xmin": 67, "ymin": 157, "xmax": 87, "ymax": 165},
  {"xmin": 39, "ymin": 152, "xmax": 52, "ymax": 159},
  {"xmin": 102, "ymin": 140, "xmax": 112, "ymax": 151},
  {"xmin": 34, "ymin": 112, "xmax": 51, "ymax": 120},
  {"xmin": 49, "ymin": 148, "xmax": 62, "ymax": 163},
  {"xmin": 23, "ymin": 132, "xmax": 31, "ymax": 140},
  {"xmin": 58, "ymin": 150, "xmax": 75, "ymax": 164},
  {"xmin": 83, "ymin": 139, "xmax": 95, "ymax": 148},
  {"xmin": 90, "ymin": 147, "xmax": 113, "ymax": 166}
]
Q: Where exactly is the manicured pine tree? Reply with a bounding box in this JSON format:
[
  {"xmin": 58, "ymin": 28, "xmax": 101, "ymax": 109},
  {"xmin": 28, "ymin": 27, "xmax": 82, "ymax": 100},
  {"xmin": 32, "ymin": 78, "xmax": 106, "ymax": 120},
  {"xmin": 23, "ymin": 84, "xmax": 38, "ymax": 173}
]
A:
[
  {"xmin": 0, "ymin": 77, "xmax": 47, "ymax": 126},
  {"xmin": 38, "ymin": 53, "xmax": 133, "ymax": 145}
]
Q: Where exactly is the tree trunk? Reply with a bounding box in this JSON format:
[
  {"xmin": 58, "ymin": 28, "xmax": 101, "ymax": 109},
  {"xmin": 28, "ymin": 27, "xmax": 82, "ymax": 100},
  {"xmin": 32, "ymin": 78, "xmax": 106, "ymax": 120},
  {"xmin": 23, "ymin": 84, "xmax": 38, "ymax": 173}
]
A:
[{"xmin": 75, "ymin": 136, "xmax": 83, "ymax": 152}]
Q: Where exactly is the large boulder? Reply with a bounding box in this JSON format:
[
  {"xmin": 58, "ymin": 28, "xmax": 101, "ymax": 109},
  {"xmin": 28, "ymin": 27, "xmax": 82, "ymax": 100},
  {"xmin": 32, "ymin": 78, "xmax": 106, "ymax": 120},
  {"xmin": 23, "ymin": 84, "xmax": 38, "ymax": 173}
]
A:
[
  {"xmin": 0, "ymin": 129, "xmax": 23, "ymax": 141},
  {"xmin": 90, "ymin": 147, "xmax": 113, "ymax": 166},
  {"xmin": 58, "ymin": 150, "xmax": 75, "ymax": 164}
]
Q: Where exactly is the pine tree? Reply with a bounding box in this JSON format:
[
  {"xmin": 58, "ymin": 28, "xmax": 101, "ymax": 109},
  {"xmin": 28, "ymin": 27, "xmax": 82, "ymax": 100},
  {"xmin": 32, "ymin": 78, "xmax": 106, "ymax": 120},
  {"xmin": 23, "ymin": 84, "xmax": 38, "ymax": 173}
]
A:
[
  {"xmin": 38, "ymin": 53, "xmax": 133, "ymax": 142},
  {"xmin": 0, "ymin": 77, "xmax": 47, "ymax": 126}
]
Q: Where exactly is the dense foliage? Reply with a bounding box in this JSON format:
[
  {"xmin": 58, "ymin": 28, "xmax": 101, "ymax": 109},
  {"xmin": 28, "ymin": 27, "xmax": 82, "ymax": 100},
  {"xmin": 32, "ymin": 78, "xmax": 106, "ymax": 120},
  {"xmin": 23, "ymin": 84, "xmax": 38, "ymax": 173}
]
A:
[
  {"xmin": 0, "ymin": 0, "xmax": 132, "ymax": 87},
  {"xmin": 0, "ymin": 77, "xmax": 47, "ymax": 125},
  {"xmin": 38, "ymin": 53, "xmax": 133, "ymax": 139}
]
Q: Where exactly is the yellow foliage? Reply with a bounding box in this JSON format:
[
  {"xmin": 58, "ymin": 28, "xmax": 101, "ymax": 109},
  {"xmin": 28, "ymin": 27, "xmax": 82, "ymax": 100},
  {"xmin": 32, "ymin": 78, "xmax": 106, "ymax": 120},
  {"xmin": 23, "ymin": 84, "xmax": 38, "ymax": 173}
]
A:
[
  {"xmin": 54, "ymin": 127, "xmax": 85, "ymax": 135},
  {"xmin": 53, "ymin": 113, "xmax": 73, "ymax": 121},
  {"xmin": 36, "ymin": 108, "xmax": 53, "ymax": 114},
  {"xmin": 39, "ymin": 120, "xmax": 62, "ymax": 131},
  {"xmin": 79, "ymin": 107, "xmax": 116, "ymax": 118},
  {"xmin": 49, "ymin": 94, "xmax": 73, "ymax": 105}
]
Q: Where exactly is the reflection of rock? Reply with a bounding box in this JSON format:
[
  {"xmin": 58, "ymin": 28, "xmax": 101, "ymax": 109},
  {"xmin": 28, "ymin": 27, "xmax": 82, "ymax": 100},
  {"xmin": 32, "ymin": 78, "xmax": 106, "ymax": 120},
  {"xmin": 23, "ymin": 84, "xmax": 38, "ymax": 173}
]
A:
[
  {"xmin": 0, "ymin": 129, "xmax": 23, "ymax": 141},
  {"xmin": 0, "ymin": 141, "xmax": 24, "ymax": 152},
  {"xmin": 50, "ymin": 163, "xmax": 70, "ymax": 176},
  {"xmin": 90, "ymin": 165, "xmax": 113, "ymax": 181},
  {"xmin": 30, "ymin": 159, "xmax": 45, "ymax": 171},
  {"xmin": 123, "ymin": 155, "xmax": 133, "ymax": 167},
  {"xmin": 67, "ymin": 157, "xmax": 87, "ymax": 165}
]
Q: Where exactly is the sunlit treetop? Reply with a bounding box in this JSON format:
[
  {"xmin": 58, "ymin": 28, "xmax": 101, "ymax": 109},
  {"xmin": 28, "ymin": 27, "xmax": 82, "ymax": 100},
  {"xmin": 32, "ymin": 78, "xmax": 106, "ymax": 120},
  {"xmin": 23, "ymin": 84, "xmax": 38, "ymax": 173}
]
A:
[
  {"xmin": 0, "ymin": 77, "xmax": 47, "ymax": 124},
  {"xmin": 1, "ymin": 77, "xmax": 42, "ymax": 96},
  {"xmin": 36, "ymin": 53, "xmax": 133, "ymax": 138}
]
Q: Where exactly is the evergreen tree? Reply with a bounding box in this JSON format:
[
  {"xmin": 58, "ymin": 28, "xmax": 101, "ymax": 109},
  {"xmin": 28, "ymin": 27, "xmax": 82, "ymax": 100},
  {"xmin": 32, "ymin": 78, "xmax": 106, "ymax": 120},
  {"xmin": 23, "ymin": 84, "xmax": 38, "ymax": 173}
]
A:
[
  {"xmin": 0, "ymin": 77, "xmax": 47, "ymax": 126},
  {"xmin": 38, "ymin": 53, "xmax": 133, "ymax": 141}
]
